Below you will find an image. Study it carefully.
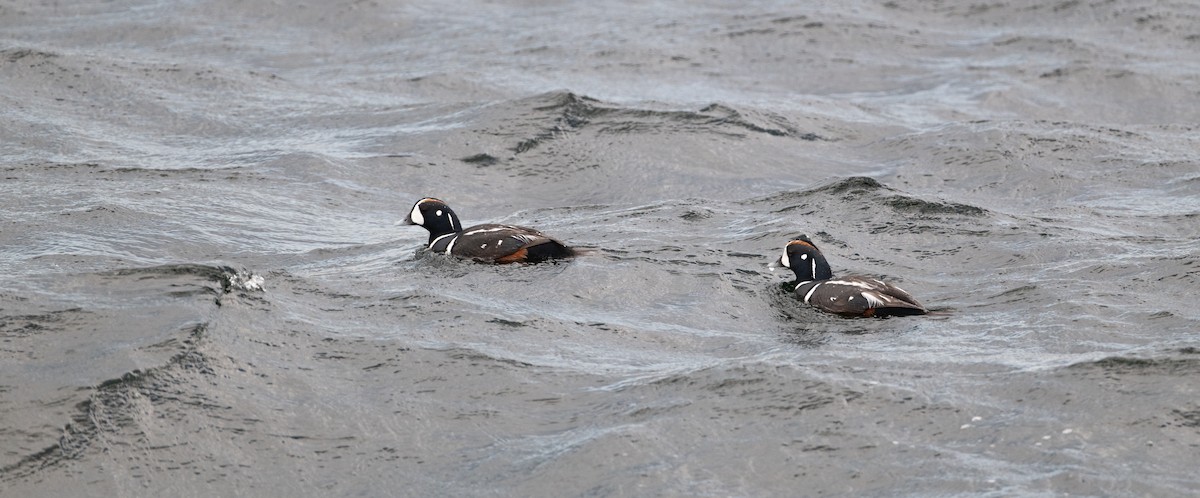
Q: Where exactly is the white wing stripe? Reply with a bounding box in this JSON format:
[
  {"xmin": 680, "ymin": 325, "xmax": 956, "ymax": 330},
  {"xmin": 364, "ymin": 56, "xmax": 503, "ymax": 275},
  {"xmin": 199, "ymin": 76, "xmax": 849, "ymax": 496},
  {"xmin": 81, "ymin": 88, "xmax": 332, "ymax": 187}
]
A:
[
  {"xmin": 430, "ymin": 232, "xmax": 456, "ymax": 249},
  {"xmin": 462, "ymin": 227, "xmax": 512, "ymax": 236},
  {"xmin": 803, "ymin": 283, "xmax": 821, "ymax": 304},
  {"xmin": 861, "ymin": 291, "xmax": 884, "ymax": 308}
]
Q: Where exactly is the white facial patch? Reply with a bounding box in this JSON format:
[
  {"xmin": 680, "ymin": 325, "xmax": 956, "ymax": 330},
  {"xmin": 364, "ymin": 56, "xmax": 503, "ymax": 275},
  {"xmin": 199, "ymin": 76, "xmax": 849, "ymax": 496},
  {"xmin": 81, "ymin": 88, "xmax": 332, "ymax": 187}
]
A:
[
  {"xmin": 409, "ymin": 203, "xmax": 425, "ymax": 225},
  {"xmin": 436, "ymin": 210, "xmax": 443, "ymax": 217},
  {"xmin": 801, "ymin": 254, "xmax": 808, "ymax": 260},
  {"xmin": 780, "ymin": 251, "xmax": 790, "ymax": 269}
]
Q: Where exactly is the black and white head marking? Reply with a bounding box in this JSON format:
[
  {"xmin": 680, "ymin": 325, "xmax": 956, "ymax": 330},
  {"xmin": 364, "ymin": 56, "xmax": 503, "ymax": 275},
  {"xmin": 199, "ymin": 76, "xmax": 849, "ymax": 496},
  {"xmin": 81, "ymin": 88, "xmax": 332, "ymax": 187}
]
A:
[
  {"xmin": 409, "ymin": 199, "xmax": 457, "ymax": 231},
  {"xmin": 435, "ymin": 208, "xmax": 457, "ymax": 231},
  {"xmin": 408, "ymin": 201, "xmax": 425, "ymax": 226},
  {"xmin": 403, "ymin": 198, "xmax": 466, "ymax": 250},
  {"xmin": 779, "ymin": 236, "xmax": 833, "ymax": 282}
]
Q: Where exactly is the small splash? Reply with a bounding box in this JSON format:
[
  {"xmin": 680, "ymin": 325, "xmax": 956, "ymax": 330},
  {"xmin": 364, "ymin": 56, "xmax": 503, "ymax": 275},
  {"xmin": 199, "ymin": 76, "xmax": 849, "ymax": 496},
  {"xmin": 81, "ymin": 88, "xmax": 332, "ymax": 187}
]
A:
[{"xmin": 224, "ymin": 268, "xmax": 265, "ymax": 291}]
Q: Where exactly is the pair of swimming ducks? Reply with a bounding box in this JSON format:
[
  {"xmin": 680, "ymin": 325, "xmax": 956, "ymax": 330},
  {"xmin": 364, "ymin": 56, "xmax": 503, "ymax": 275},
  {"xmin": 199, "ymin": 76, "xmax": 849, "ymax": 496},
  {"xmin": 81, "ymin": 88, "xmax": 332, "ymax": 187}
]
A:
[{"xmin": 402, "ymin": 197, "xmax": 927, "ymax": 318}]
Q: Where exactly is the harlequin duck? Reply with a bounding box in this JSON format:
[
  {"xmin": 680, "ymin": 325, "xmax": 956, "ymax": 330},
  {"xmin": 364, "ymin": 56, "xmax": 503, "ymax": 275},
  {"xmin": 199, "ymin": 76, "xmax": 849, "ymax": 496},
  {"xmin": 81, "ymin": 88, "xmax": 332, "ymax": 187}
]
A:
[
  {"xmin": 771, "ymin": 235, "xmax": 927, "ymax": 317},
  {"xmin": 400, "ymin": 197, "xmax": 577, "ymax": 263}
]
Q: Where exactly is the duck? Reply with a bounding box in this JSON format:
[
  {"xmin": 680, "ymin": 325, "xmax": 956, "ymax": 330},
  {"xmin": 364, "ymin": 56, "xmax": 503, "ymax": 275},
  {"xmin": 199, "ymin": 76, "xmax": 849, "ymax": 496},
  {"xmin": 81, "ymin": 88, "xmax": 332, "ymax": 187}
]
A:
[
  {"xmin": 400, "ymin": 197, "xmax": 577, "ymax": 263},
  {"xmin": 771, "ymin": 235, "xmax": 926, "ymax": 317}
]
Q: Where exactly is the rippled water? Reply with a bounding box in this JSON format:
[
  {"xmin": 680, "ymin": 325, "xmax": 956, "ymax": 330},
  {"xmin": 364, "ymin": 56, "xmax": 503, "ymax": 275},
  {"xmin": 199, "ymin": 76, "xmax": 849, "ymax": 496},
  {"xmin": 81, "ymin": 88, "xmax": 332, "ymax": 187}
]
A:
[{"xmin": 3, "ymin": 0, "xmax": 1199, "ymax": 496}]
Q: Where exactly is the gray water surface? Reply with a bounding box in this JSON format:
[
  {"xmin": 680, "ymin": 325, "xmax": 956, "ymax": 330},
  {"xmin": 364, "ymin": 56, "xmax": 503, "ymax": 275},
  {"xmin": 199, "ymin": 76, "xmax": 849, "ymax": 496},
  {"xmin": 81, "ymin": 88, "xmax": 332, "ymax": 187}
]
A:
[{"xmin": 2, "ymin": 1, "xmax": 1199, "ymax": 496}]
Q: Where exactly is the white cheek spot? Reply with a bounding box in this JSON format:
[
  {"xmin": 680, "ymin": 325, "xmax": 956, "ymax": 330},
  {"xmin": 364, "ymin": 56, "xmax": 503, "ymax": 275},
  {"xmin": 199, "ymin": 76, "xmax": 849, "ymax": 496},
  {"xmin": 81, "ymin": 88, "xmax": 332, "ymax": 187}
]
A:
[
  {"xmin": 436, "ymin": 209, "xmax": 443, "ymax": 217},
  {"xmin": 497, "ymin": 239, "xmax": 503, "ymax": 246},
  {"xmin": 801, "ymin": 254, "xmax": 808, "ymax": 260},
  {"xmin": 409, "ymin": 204, "xmax": 425, "ymax": 225},
  {"xmin": 481, "ymin": 243, "xmax": 488, "ymax": 249},
  {"xmin": 830, "ymin": 296, "xmax": 837, "ymax": 302},
  {"xmin": 848, "ymin": 296, "xmax": 854, "ymax": 301}
]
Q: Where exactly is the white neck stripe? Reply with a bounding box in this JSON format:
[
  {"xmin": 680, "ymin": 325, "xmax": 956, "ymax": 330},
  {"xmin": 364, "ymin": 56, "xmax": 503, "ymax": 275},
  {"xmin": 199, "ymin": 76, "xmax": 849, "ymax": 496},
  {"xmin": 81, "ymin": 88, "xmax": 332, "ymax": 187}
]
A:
[
  {"xmin": 429, "ymin": 232, "xmax": 456, "ymax": 248},
  {"xmin": 803, "ymin": 282, "xmax": 822, "ymax": 304}
]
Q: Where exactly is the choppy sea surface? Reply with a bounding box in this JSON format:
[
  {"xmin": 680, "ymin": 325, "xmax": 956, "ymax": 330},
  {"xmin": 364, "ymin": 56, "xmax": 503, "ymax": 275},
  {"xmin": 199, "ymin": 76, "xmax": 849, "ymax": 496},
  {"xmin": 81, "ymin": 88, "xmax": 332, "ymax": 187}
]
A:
[{"xmin": 3, "ymin": 1, "xmax": 1199, "ymax": 496}]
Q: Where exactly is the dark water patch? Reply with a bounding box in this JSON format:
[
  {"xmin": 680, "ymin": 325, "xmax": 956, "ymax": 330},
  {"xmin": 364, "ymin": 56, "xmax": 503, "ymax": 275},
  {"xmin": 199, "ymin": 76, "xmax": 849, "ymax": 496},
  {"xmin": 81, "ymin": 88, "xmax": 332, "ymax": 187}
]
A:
[
  {"xmin": 696, "ymin": 103, "xmax": 803, "ymax": 138},
  {"xmin": 811, "ymin": 175, "xmax": 885, "ymax": 195},
  {"xmin": 498, "ymin": 91, "xmax": 815, "ymax": 156},
  {"xmin": 611, "ymin": 364, "xmax": 868, "ymax": 433},
  {"xmin": 1, "ymin": 161, "xmax": 102, "ymax": 174},
  {"xmin": 1067, "ymin": 354, "xmax": 1200, "ymax": 376},
  {"xmin": 1170, "ymin": 409, "xmax": 1200, "ymax": 428},
  {"xmin": 882, "ymin": 195, "xmax": 987, "ymax": 216},
  {"xmin": 488, "ymin": 317, "xmax": 528, "ymax": 328},
  {"xmin": 461, "ymin": 152, "xmax": 499, "ymax": 166},
  {"xmin": 447, "ymin": 349, "xmax": 536, "ymax": 369},
  {"xmin": 679, "ymin": 208, "xmax": 712, "ymax": 221},
  {"xmin": 1, "ymin": 48, "xmax": 60, "ymax": 63},
  {"xmin": 879, "ymin": 120, "xmax": 1198, "ymax": 224},
  {"xmin": 711, "ymin": 379, "xmax": 852, "ymax": 417},
  {"xmin": 0, "ymin": 263, "xmax": 258, "ymax": 480},
  {"xmin": 102, "ymin": 165, "xmax": 257, "ymax": 178},
  {"xmin": 1142, "ymin": 309, "xmax": 1171, "ymax": 321},
  {"xmin": 752, "ymin": 177, "xmax": 990, "ymax": 229},
  {"xmin": 0, "ymin": 307, "xmax": 88, "ymax": 339},
  {"xmin": 761, "ymin": 177, "xmax": 941, "ymax": 208},
  {"xmin": 983, "ymin": 285, "xmax": 1040, "ymax": 306},
  {"xmin": 383, "ymin": 288, "xmax": 444, "ymax": 304},
  {"xmin": 509, "ymin": 92, "xmax": 605, "ymax": 154},
  {"xmin": 0, "ymin": 323, "xmax": 213, "ymax": 482}
]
